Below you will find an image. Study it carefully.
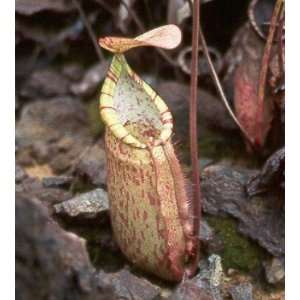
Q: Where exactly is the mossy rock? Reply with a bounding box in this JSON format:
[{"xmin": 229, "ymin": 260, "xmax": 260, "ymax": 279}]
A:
[{"xmin": 207, "ymin": 216, "xmax": 267, "ymax": 273}]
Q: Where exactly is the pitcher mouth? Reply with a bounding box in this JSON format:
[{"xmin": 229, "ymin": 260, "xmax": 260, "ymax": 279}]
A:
[{"xmin": 100, "ymin": 54, "xmax": 173, "ymax": 149}]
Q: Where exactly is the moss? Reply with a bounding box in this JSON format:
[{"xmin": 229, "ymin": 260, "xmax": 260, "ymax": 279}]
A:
[
  {"xmin": 87, "ymin": 98, "xmax": 104, "ymax": 138},
  {"xmin": 207, "ymin": 216, "xmax": 267, "ymax": 273}
]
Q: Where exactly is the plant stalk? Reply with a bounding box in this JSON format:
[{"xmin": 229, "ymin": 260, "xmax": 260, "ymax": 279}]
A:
[{"xmin": 190, "ymin": 0, "xmax": 201, "ymax": 261}]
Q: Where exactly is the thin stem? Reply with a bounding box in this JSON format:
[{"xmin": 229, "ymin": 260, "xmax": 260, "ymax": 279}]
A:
[
  {"xmin": 72, "ymin": 0, "xmax": 104, "ymax": 61},
  {"xmin": 120, "ymin": 0, "xmax": 145, "ymax": 32},
  {"xmin": 255, "ymin": 0, "xmax": 283, "ymax": 145},
  {"xmin": 189, "ymin": 0, "xmax": 201, "ymax": 263},
  {"xmin": 198, "ymin": 28, "xmax": 254, "ymax": 146}
]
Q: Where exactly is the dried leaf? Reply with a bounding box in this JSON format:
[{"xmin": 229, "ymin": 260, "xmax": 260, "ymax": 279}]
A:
[{"xmin": 99, "ymin": 25, "xmax": 182, "ymax": 53}]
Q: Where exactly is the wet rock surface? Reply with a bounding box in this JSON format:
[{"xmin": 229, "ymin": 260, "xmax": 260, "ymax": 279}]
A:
[
  {"xmin": 16, "ymin": 194, "xmax": 116, "ymax": 300},
  {"xmin": 54, "ymin": 188, "xmax": 109, "ymax": 220},
  {"xmin": 201, "ymin": 164, "xmax": 284, "ymax": 258}
]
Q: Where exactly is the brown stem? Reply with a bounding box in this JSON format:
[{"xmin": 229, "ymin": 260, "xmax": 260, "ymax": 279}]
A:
[
  {"xmin": 72, "ymin": 0, "xmax": 104, "ymax": 61},
  {"xmin": 198, "ymin": 28, "xmax": 254, "ymax": 146},
  {"xmin": 189, "ymin": 0, "xmax": 201, "ymax": 266},
  {"xmin": 255, "ymin": 0, "xmax": 283, "ymax": 145}
]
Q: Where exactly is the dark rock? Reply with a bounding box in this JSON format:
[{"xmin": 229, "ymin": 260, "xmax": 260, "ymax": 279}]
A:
[
  {"xmin": 263, "ymin": 257, "xmax": 285, "ymax": 285},
  {"xmin": 247, "ymin": 147, "xmax": 285, "ymax": 196},
  {"xmin": 17, "ymin": 176, "xmax": 72, "ymax": 207},
  {"xmin": 54, "ymin": 189, "xmax": 109, "ymax": 220},
  {"xmin": 16, "ymin": 194, "xmax": 116, "ymax": 300},
  {"xmin": 156, "ymin": 81, "xmax": 237, "ymax": 140},
  {"xmin": 16, "ymin": 97, "xmax": 90, "ymax": 147},
  {"xmin": 42, "ymin": 176, "xmax": 74, "ymax": 188},
  {"xmin": 16, "ymin": 97, "xmax": 93, "ymax": 173},
  {"xmin": 62, "ymin": 63, "xmax": 85, "ymax": 81},
  {"xmin": 70, "ymin": 61, "xmax": 110, "ymax": 98},
  {"xmin": 229, "ymin": 282, "xmax": 253, "ymax": 300},
  {"xmin": 15, "ymin": 17, "xmax": 84, "ymax": 55},
  {"xmin": 74, "ymin": 143, "xmax": 107, "ymax": 186},
  {"xmin": 169, "ymin": 254, "xmax": 223, "ymax": 300},
  {"xmin": 201, "ymin": 164, "xmax": 285, "ymax": 257},
  {"xmin": 169, "ymin": 281, "xmax": 214, "ymax": 300},
  {"xmin": 97, "ymin": 269, "xmax": 160, "ymax": 300},
  {"xmin": 20, "ymin": 68, "xmax": 71, "ymax": 98},
  {"xmin": 31, "ymin": 141, "xmax": 50, "ymax": 164},
  {"xmin": 16, "ymin": 0, "xmax": 75, "ymax": 16},
  {"xmin": 15, "ymin": 164, "xmax": 28, "ymax": 183}
]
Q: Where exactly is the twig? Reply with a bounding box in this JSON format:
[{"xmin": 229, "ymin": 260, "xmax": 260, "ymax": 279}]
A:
[
  {"xmin": 198, "ymin": 28, "xmax": 254, "ymax": 145},
  {"xmin": 255, "ymin": 0, "xmax": 283, "ymax": 145},
  {"xmin": 72, "ymin": 0, "xmax": 104, "ymax": 61},
  {"xmin": 120, "ymin": 0, "xmax": 145, "ymax": 32},
  {"xmin": 189, "ymin": 0, "xmax": 201, "ymax": 265}
]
